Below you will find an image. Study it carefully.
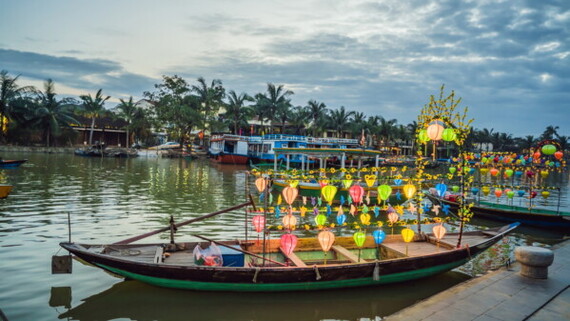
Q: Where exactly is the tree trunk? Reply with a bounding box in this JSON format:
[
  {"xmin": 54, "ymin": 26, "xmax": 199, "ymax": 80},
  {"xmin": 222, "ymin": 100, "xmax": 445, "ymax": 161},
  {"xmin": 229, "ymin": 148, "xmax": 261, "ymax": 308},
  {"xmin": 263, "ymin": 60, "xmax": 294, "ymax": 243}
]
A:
[{"xmin": 89, "ymin": 117, "xmax": 96, "ymax": 145}]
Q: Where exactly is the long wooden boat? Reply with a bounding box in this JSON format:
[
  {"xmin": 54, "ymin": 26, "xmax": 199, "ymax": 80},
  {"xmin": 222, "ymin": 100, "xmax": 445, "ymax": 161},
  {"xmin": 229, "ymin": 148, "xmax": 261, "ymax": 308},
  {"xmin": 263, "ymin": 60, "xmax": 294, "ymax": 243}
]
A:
[
  {"xmin": 60, "ymin": 221, "xmax": 519, "ymax": 292},
  {"xmin": 0, "ymin": 184, "xmax": 12, "ymax": 198},
  {"xmin": 425, "ymin": 193, "xmax": 570, "ymax": 231},
  {"xmin": 0, "ymin": 159, "xmax": 27, "ymax": 168}
]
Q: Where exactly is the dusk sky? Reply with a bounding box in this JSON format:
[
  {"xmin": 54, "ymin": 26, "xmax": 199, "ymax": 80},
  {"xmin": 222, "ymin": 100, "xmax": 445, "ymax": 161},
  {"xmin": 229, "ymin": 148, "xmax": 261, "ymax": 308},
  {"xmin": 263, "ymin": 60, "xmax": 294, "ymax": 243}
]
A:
[{"xmin": 1, "ymin": 0, "xmax": 568, "ymax": 137}]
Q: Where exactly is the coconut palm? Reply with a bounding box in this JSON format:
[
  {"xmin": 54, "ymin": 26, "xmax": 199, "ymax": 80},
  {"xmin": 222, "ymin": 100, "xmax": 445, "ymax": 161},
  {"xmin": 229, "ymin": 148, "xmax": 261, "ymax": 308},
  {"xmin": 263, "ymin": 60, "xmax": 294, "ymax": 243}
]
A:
[
  {"xmin": 306, "ymin": 100, "xmax": 327, "ymax": 137},
  {"xmin": 516, "ymin": 135, "xmax": 536, "ymax": 152},
  {"xmin": 328, "ymin": 106, "xmax": 354, "ymax": 138},
  {"xmin": 350, "ymin": 112, "xmax": 367, "ymax": 138},
  {"xmin": 0, "ymin": 70, "xmax": 36, "ymax": 142},
  {"xmin": 80, "ymin": 89, "xmax": 111, "ymax": 145},
  {"xmin": 225, "ymin": 90, "xmax": 253, "ymax": 135},
  {"xmin": 259, "ymin": 83, "xmax": 293, "ymax": 134},
  {"xmin": 114, "ymin": 96, "xmax": 139, "ymax": 147},
  {"xmin": 287, "ymin": 106, "xmax": 310, "ymax": 135},
  {"xmin": 192, "ymin": 77, "xmax": 225, "ymax": 138},
  {"xmin": 540, "ymin": 125, "xmax": 560, "ymax": 141},
  {"xmin": 32, "ymin": 79, "xmax": 79, "ymax": 147},
  {"xmin": 377, "ymin": 117, "xmax": 398, "ymax": 146}
]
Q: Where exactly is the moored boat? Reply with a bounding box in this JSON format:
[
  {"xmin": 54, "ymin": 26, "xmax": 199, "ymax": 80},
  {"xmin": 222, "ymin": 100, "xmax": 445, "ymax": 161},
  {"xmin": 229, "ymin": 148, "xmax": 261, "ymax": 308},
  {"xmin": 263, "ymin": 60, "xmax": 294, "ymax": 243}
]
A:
[
  {"xmin": 0, "ymin": 159, "xmax": 27, "ymax": 168},
  {"xmin": 209, "ymin": 134, "xmax": 250, "ymax": 164}
]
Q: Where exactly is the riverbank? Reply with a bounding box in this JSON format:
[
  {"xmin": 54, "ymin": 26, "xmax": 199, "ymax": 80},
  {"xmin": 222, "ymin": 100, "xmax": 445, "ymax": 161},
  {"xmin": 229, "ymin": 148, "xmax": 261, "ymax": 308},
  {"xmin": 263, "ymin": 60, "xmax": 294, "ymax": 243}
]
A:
[{"xmin": 0, "ymin": 145, "xmax": 76, "ymax": 154}]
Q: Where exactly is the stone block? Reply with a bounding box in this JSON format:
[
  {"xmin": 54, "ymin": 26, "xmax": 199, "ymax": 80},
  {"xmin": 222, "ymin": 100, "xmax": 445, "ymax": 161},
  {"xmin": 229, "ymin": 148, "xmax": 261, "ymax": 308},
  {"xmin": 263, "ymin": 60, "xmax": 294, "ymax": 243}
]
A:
[{"xmin": 515, "ymin": 246, "xmax": 554, "ymax": 279}]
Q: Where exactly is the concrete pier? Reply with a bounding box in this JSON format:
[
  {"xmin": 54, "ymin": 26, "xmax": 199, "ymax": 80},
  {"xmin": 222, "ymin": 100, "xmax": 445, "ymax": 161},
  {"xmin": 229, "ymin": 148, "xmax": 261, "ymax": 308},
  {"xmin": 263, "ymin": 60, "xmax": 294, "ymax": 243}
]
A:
[{"xmin": 385, "ymin": 240, "xmax": 570, "ymax": 320}]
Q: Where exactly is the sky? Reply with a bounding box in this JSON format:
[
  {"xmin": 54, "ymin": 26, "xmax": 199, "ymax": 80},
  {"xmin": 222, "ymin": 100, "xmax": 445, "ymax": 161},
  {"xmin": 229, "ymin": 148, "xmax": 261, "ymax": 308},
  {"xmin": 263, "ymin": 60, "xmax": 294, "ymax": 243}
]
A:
[{"xmin": 1, "ymin": 0, "xmax": 568, "ymax": 138}]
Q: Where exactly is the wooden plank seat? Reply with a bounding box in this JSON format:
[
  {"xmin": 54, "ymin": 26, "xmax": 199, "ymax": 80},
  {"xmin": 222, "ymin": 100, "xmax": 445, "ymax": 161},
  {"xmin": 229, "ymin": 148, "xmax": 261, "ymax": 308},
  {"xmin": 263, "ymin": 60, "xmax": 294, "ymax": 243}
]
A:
[
  {"xmin": 331, "ymin": 245, "xmax": 361, "ymax": 263},
  {"xmin": 279, "ymin": 247, "xmax": 307, "ymax": 267}
]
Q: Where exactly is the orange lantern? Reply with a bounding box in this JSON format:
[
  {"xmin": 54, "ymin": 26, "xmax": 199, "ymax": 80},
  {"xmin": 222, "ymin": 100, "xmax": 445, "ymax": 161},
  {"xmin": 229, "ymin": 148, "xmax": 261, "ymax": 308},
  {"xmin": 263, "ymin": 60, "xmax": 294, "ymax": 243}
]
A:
[
  {"xmin": 427, "ymin": 119, "xmax": 444, "ymax": 141},
  {"xmin": 282, "ymin": 186, "xmax": 299, "ymax": 205},
  {"xmin": 282, "ymin": 214, "xmax": 297, "ymax": 229},
  {"xmin": 494, "ymin": 188, "xmax": 502, "ymax": 198},
  {"xmin": 533, "ymin": 151, "xmax": 541, "ymax": 159},
  {"xmin": 489, "ymin": 168, "xmax": 499, "ymax": 176},
  {"xmin": 280, "ymin": 233, "xmax": 298, "ymax": 256},
  {"xmin": 255, "ymin": 177, "xmax": 267, "ymax": 192},
  {"xmin": 554, "ymin": 151, "xmax": 563, "ymax": 160},
  {"xmin": 318, "ymin": 230, "xmax": 335, "ymax": 252},
  {"xmin": 432, "ymin": 224, "xmax": 446, "ymax": 241}
]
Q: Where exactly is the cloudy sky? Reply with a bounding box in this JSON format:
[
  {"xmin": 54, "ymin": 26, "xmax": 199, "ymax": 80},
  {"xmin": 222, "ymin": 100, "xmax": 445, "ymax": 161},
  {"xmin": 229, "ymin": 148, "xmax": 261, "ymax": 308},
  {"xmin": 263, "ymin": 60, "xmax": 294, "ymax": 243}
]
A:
[{"xmin": 1, "ymin": 0, "xmax": 568, "ymax": 137}]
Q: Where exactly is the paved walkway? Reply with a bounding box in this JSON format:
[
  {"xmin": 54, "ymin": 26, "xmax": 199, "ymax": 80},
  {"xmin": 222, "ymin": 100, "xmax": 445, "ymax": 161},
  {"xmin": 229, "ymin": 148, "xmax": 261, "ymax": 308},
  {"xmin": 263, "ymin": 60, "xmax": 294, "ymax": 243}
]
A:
[{"xmin": 385, "ymin": 240, "xmax": 570, "ymax": 321}]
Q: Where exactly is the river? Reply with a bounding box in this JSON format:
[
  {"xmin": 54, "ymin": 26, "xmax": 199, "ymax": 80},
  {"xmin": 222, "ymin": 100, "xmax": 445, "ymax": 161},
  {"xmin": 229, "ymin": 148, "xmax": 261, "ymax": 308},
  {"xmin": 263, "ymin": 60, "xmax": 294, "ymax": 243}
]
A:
[{"xmin": 0, "ymin": 152, "xmax": 567, "ymax": 321}]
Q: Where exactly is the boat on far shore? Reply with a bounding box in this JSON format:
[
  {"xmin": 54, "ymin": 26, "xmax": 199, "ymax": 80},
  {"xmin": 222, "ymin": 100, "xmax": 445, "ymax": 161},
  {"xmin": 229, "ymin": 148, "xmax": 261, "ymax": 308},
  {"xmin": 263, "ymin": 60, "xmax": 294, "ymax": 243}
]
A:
[{"xmin": 0, "ymin": 159, "xmax": 27, "ymax": 168}]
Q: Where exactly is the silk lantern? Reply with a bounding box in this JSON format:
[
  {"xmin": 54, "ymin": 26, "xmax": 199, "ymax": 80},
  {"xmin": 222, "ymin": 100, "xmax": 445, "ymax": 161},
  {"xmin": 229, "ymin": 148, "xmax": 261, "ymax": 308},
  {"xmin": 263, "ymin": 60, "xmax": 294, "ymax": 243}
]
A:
[
  {"xmin": 387, "ymin": 212, "xmax": 399, "ymax": 224},
  {"xmin": 554, "ymin": 151, "xmax": 563, "ymax": 160},
  {"xmin": 318, "ymin": 230, "xmax": 335, "ymax": 252},
  {"xmin": 360, "ymin": 213, "xmax": 371, "ymax": 225},
  {"xmin": 494, "ymin": 188, "xmax": 503, "ymax": 198},
  {"xmin": 282, "ymin": 214, "xmax": 297, "ymax": 229},
  {"xmin": 315, "ymin": 214, "xmax": 327, "ymax": 226},
  {"xmin": 353, "ymin": 231, "xmax": 366, "ymax": 247},
  {"xmin": 401, "ymin": 228, "xmax": 415, "ymax": 243},
  {"xmin": 427, "ymin": 119, "xmax": 444, "ymax": 141},
  {"xmin": 280, "ymin": 233, "xmax": 298, "ymax": 256},
  {"xmin": 432, "ymin": 224, "xmax": 446, "ymax": 241},
  {"xmin": 449, "ymin": 167, "xmax": 456, "ymax": 174},
  {"xmin": 321, "ymin": 185, "xmax": 337, "ymax": 205},
  {"xmin": 541, "ymin": 191, "xmax": 550, "ymax": 199},
  {"xmin": 364, "ymin": 175, "xmax": 377, "ymax": 187},
  {"xmin": 442, "ymin": 128, "xmax": 456, "ymax": 141},
  {"xmin": 541, "ymin": 144, "xmax": 556, "ymax": 155},
  {"xmin": 282, "ymin": 186, "xmax": 298, "ymax": 205},
  {"xmin": 341, "ymin": 179, "xmax": 353, "ymax": 189},
  {"xmin": 482, "ymin": 186, "xmax": 491, "ymax": 196},
  {"xmin": 490, "ymin": 168, "xmax": 499, "ymax": 176},
  {"xmin": 255, "ymin": 177, "xmax": 267, "ymax": 192},
  {"xmin": 418, "ymin": 129, "xmax": 429, "ymax": 143},
  {"xmin": 252, "ymin": 215, "xmax": 265, "ymax": 233},
  {"xmin": 402, "ymin": 184, "xmax": 417, "ymax": 199},
  {"xmin": 435, "ymin": 183, "xmax": 447, "ymax": 197},
  {"xmin": 373, "ymin": 229, "xmax": 386, "ymax": 245},
  {"xmin": 377, "ymin": 184, "xmax": 392, "ymax": 202},
  {"xmin": 349, "ymin": 185, "xmax": 365, "ymax": 204}
]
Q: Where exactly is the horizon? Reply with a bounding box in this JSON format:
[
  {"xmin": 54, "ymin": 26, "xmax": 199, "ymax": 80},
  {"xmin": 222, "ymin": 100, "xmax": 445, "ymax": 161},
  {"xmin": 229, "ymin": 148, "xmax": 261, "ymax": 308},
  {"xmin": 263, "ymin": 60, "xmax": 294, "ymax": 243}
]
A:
[{"xmin": 1, "ymin": 0, "xmax": 568, "ymax": 138}]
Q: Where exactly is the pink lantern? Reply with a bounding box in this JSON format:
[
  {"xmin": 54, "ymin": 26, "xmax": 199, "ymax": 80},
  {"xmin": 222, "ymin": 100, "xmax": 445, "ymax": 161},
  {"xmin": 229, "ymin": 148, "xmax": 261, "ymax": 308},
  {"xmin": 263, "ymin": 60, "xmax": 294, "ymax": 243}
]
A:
[
  {"xmin": 388, "ymin": 212, "xmax": 399, "ymax": 224},
  {"xmin": 282, "ymin": 186, "xmax": 299, "ymax": 205},
  {"xmin": 349, "ymin": 185, "xmax": 365, "ymax": 204},
  {"xmin": 252, "ymin": 215, "xmax": 265, "ymax": 233},
  {"xmin": 280, "ymin": 233, "xmax": 298, "ymax": 256}
]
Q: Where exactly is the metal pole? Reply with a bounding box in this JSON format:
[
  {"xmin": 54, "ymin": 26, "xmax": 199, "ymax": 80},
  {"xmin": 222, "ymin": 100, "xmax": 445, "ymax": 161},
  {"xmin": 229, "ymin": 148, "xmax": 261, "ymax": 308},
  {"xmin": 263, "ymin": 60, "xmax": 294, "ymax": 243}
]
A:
[{"xmin": 245, "ymin": 172, "xmax": 249, "ymax": 244}]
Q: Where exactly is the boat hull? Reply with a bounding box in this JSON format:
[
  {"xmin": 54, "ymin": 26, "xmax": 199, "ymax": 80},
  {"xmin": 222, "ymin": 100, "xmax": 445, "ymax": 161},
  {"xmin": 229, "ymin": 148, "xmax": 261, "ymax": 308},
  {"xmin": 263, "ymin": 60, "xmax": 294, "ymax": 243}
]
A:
[
  {"xmin": 426, "ymin": 194, "xmax": 570, "ymax": 231},
  {"xmin": 0, "ymin": 159, "xmax": 27, "ymax": 168},
  {"xmin": 211, "ymin": 153, "xmax": 249, "ymax": 165},
  {"xmin": 0, "ymin": 185, "xmax": 12, "ymax": 198}
]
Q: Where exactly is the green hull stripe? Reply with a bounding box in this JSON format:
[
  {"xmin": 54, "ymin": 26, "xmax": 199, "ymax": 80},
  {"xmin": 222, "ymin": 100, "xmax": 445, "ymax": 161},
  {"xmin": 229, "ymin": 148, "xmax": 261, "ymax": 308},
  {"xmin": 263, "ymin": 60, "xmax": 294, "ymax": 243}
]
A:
[{"xmin": 98, "ymin": 260, "xmax": 467, "ymax": 292}]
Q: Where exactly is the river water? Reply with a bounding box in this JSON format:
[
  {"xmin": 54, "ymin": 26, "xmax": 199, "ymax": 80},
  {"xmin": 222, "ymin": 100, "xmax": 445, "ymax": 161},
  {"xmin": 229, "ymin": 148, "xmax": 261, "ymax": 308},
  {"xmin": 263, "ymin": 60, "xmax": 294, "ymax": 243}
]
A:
[{"xmin": 0, "ymin": 152, "xmax": 567, "ymax": 321}]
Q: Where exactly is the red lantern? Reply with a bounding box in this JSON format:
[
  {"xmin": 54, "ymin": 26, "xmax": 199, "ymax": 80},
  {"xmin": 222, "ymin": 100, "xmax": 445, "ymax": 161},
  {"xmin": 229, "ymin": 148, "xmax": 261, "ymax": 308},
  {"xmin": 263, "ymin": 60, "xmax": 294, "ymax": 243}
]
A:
[
  {"xmin": 282, "ymin": 186, "xmax": 299, "ymax": 205},
  {"xmin": 554, "ymin": 151, "xmax": 563, "ymax": 160},
  {"xmin": 529, "ymin": 191, "xmax": 537, "ymax": 199},
  {"xmin": 280, "ymin": 233, "xmax": 298, "ymax": 256},
  {"xmin": 533, "ymin": 151, "xmax": 541, "ymax": 159},
  {"xmin": 252, "ymin": 215, "xmax": 265, "ymax": 233},
  {"xmin": 494, "ymin": 188, "xmax": 503, "ymax": 198},
  {"xmin": 489, "ymin": 168, "xmax": 499, "ymax": 176},
  {"xmin": 349, "ymin": 185, "xmax": 365, "ymax": 204}
]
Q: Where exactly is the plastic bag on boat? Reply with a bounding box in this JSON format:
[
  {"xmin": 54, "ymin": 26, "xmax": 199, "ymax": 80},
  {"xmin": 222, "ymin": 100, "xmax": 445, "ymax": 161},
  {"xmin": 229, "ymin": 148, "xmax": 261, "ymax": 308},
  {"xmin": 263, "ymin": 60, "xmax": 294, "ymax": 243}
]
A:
[{"xmin": 193, "ymin": 242, "xmax": 223, "ymax": 266}]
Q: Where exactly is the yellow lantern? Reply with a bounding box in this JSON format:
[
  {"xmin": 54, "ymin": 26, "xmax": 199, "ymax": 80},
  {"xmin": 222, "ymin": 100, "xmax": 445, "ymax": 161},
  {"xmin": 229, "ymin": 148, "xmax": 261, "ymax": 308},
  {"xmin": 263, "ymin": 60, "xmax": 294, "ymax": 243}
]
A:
[
  {"xmin": 341, "ymin": 179, "xmax": 353, "ymax": 189},
  {"xmin": 401, "ymin": 228, "xmax": 415, "ymax": 242},
  {"xmin": 300, "ymin": 206, "xmax": 307, "ymax": 217},
  {"xmin": 427, "ymin": 119, "xmax": 444, "ymax": 141},
  {"xmin": 540, "ymin": 170, "xmax": 548, "ymax": 179},
  {"xmin": 360, "ymin": 213, "xmax": 371, "ymax": 225},
  {"xmin": 318, "ymin": 230, "xmax": 335, "ymax": 252},
  {"xmin": 364, "ymin": 175, "xmax": 377, "ymax": 187},
  {"xmin": 402, "ymin": 184, "xmax": 417, "ymax": 199},
  {"xmin": 282, "ymin": 186, "xmax": 299, "ymax": 205},
  {"xmin": 255, "ymin": 177, "xmax": 267, "ymax": 192},
  {"xmin": 541, "ymin": 191, "xmax": 550, "ymax": 199},
  {"xmin": 282, "ymin": 214, "xmax": 297, "ymax": 229},
  {"xmin": 321, "ymin": 185, "xmax": 338, "ymax": 205}
]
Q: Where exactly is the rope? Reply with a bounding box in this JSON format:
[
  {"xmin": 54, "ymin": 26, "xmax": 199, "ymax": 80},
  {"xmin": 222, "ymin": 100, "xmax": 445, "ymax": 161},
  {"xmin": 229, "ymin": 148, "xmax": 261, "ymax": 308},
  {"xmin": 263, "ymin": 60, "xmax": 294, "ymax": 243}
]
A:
[
  {"xmin": 252, "ymin": 267, "xmax": 260, "ymax": 283},
  {"xmin": 313, "ymin": 265, "xmax": 321, "ymax": 280}
]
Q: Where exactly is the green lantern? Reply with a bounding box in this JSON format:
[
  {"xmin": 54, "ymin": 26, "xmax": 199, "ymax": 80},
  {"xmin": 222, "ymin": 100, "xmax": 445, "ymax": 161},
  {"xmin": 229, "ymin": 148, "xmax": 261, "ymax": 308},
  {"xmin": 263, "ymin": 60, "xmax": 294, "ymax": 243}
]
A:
[
  {"xmin": 315, "ymin": 214, "xmax": 327, "ymax": 226},
  {"xmin": 377, "ymin": 185, "xmax": 392, "ymax": 201},
  {"xmin": 541, "ymin": 144, "xmax": 556, "ymax": 155},
  {"xmin": 418, "ymin": 129, "xmax": 429, "ymax": 143},
  {"xmin": 442, "ymin": 128, "xmax": 456, "ymax": 141},
  {"xmin": 353, "ymin": 231, "xmax": 366, "ymax": 247}
]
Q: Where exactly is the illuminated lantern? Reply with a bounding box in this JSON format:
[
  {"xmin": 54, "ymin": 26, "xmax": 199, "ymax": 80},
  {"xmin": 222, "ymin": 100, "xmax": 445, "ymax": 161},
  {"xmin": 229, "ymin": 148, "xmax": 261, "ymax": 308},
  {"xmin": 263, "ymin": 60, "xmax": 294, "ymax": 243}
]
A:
[
  {"xmin": 452, "ymin": 185, "xmax": 460, "ymax": 193},
  {"xmin": 533, "ymin": 151, "xmax": 541, "ymax": 159},
  {"xmin": 480, "ymin": 168, "xmax": 489, "ymax": 175},
  {"xmin": 349, "ymin": 185, "xmax": 365, "ymax": 204},
  {"xmin": 505, "ymin": 169, "xmax": 513, "ymax": 178},
  {"xmin": 255, "ymin": 177, "xmax": 267, "ymax": 192},
  {"xmin": 541, "ymin": 144, "xmax": 556, "ymax": 155},
  {"xmin": 442, "ymin": 128, "xmax": 456, "ymax": 141},
  {"xmin": 341, "ymin": 179, "xmax": 353, "ymax": 189},
  {"xmin": 432, "ymin": 224, "xmax": 446, "ymax": 241},
  {"xmin": 336, "ymin": 213, "xmax": 346, "ymax": 225},
  {"xmin": 554, "ymin": 151, "xmax": 563, "ymax": 160},
  {"xmin": 353, "ymin": 231, "xmax": 366, "ymax": 247},
  {"xmin": 315, "ymin": 214, "xmax": 327, "ymax": 226},
  {"xmin": 541, "ymin": 191, "xmax": 550, "ymax": 199},
  {"xmin": 321, "ymin": 185, "xmax": 337, "ymax": 205},
  {"xmin": 377, "ymin": 185, "xmax": 392, "ymax": 201},
  {"xmin": 435, "ymin": 183, "xmax": 447, "ymax": 197},
  {"xmin": 364, "ymin": 175, "xmax": 377, "ymax": 187},
  {"xmin": 280, "ymin": 233, "xmax": 298, "ymax": 256},
  {"xmin": 418, "ymin": 129, "xmax": 430, "ymax": 143},
  {"xmin": 517, "ymin": 190, "xmax": 525, "ymax": 197},
  {"xmin": 494, "ymin": 188, "xmax": 503, "ymax": 198},
  {"xmin": 252, "ymin": 215, "xmax": 265, "ymax": 233},
  {"xmin": 401, "ymin": 228, "xmax": 415, "ymax": 243},
  {"xmin": 282, "ymin": 186, "xmax": 299, "ymax": 205},
  {"xmin": 360, "ymin": 213, "xmax": 371, "ymax": 225},
  {"xmin": 318, "ymin": 230, "xmax": 335, "ymax": 252},
  {"xmin": 318, "ymin": 179, "xmax": 329, "ymax": 187},
  {"xmin": 372, "ymin": 229, "xmax": 386, "ymax": 245},
  {"xmin": 402, "ymin": 184, "xmax": 417, "ymax": 199},
  {"xmin": 526, "ymin": 170, "xmax": 535, "ymax": 178},
  {"xmin": 482, "ymin": 186, "xmax": 491, "ymax": 196},
  {"xmin": 388, "ymin": 212, "xmax": 399, "ymax": 224},
  {"xmin": 490, "ymin": 168, "xmax": 499, "ymax": 176},
  {"xmin": 282, "ymin": 214, "xmax": 297, "ymax": 229},
  {"xmin": 427, "ymin": 119, "xmax": 445, "ymax": 141},
  {"xmin": 471, "ymin": 187, "xmax": 479, "ymax": 195},
  {"xmin": 449, "ymin": 167, "xmax": 456, "ymax": 174},
  {"xmin": 540, "ymin": 170, "xmax": 548, "ymax": 179},
  {"xmin": 530, "ymin": 191, "xmax": 537, "ymax": 199}
]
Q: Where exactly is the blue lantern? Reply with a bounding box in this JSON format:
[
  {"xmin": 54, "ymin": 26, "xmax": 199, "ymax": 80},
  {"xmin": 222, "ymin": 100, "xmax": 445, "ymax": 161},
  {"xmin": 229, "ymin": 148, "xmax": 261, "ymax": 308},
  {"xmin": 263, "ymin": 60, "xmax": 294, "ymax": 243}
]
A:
[
  {"xmin": 336, "ymin": 214, "xmax": 347, "ymax": 225},
  {"xmin": 372, "ymin": 229, "xmax": 386, "ymax": 245},
  {"xmin": 436, "ymin": 183, "xmax": 447, "ymax": 197}
]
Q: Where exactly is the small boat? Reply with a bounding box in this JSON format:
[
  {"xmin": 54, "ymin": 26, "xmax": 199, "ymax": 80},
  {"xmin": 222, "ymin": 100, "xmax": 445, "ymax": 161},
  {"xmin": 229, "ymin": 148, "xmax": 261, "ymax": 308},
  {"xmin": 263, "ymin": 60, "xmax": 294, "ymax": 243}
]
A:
[
  {"xmin": 0, "ymin": 159, "xmax": 27, "ymax": 168},
  {"xmin": 425, "ymin": 193, "xmax": 570, "ymax": 231},
  {"xmin": 209, "ymin": 134, "xmax": 251, "ymax": 165},
  {"xmin": 0, "ymin": 184, "xmax": 12, "ymax": 198},
  {"xmin": 60, "ymin": 202, "xmax": 519, "ymax": 292}
]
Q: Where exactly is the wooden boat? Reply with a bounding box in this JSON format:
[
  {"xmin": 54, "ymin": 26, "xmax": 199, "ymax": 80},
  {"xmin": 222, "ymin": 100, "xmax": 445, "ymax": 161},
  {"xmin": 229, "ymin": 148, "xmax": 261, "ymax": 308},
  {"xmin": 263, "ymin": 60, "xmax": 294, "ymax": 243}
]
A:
[
  {"xmin": 60, "ymin": 202, "xmax": 519, "ymax": 292},
  {"xmin": 209, "ymin": 134, "xmax": 251, "ymax": 165},
  {"xmin": 0, "ymin": 159, "xmax": 27, "ymax": 168},
  {"xmin": 0, "ymin": 184, "xmax": 12, "ymax": 198},
  {"xmin": 425, "ymin": 193, "xmax": 570, "ymax": 231}
]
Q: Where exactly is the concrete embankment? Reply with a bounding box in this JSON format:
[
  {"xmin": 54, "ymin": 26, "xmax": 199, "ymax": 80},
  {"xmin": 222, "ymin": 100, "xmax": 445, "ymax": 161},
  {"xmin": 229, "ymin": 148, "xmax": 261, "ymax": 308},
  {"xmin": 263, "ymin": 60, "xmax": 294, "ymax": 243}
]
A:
[{"xmin": 0, "ymin": 145, "xmax": 76, "ymax": 154}]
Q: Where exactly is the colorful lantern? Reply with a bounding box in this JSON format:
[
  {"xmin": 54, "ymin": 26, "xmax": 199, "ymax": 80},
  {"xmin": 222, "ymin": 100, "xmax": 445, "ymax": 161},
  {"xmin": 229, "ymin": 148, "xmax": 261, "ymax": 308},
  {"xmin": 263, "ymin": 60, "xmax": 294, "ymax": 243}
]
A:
[
  {"xmin": 505, "ymin": 169, "xmax": 513, "ymax": 178},
  {"xmin": 388, "ymin": 212, "xmax": 399, "ymax": 224},
  {"xmin": 506, "ymin": 190, "xmax": 515, "ymax": 199},
  {"xmin": 360, "ymin": 213, "xmax": 371, "ymax": 225},
  {"xmin": 530, "ymin": 191, "xmax": 537, "ymax": 199},
  {"xmin": 533, "ymin": 151, "xmax": 541, "ymax": 159},
  {"xmin": 402, "ymin": 184, "xmax": 417, "ymax": 199},
  {"xmin": 494, "ymin": 188, "xmax": 503, "ymax": 198},
  {"xmin": 353, "ymin": 231, "xmax": 366, "ymax": 247},
  {"xmin": 427, "ymin": 119, "xmax": 444, "ymax": 141},
  {"xmin": 418, "ymin": 129, "xmax": 429, "ymax": 143},
  {"xmin": 287, "ymin": 180, "xmax": 299, "ymax": 188},
  {"xmin": 541, "ymin": 191, "xmax": 550, "ymax": 199},
  {"xmin": 282, "ymin": 214, "xmax": 297, "ymax": 229},
  {"xmin": 364, "ymin": 175, "xmax": 377, "ymax": 187},
  {"xmin": 442, "ymin": 128, "xmax": 456, "ymax": 141},
  {"xmin": 321, "ymin": 185, "xmax": 337, "ymax": 205},
  {"xmin": 336, "ymin": 213, "xmax": 346, "ymax": 225},
  {"xmin": 490, "ymin": 168, "xmax": 499, "ymax": 176},
  {"xmin": 482, "ymin": 186, "xmax": 491, "ymax": 196},
  {"xmin": 252, "ymin": 215, "xmax": 265, "ymax": 233},
  {"xmin": 349, "ymin": 185, "xmax": 365, "ymax": 204},
  {"xmin": 341, "ymin": 179, "xmax": 353, "ymax": 189},
  {"xmin": 449, "ymin": 167, "xmax": 456, "ymax": 174},
  {"xmin": 432, "ymin": 224, "xmax": 446, "ymax": 241},
  {"xmin": 372, "ymin": 229, "xmax": 386, "ymax": 245},
  {"xmin": 318, "ymin": 230, "xmax": 335, "ymax": 252},
  {"xmin": 517, "ymin": 190, "xmax": 525, "ymax": 197},
  {"xmin": 254, "ymin": 177, "xmax": 267, "ymax": 192},
  {"xmin": 318, "ymin": 179, "xmax": 329, "ymax": 187},
  {"xmin": 540, "ymin": 170, "xmax": 549, "ymax": 179},
  {"xmin": 401, "ymin": 228, "xmax": 415, "ymax": 243},
  {"xmin": 282, "ymin": 186, "xmax": 299, "ymax": 205},
  {"xmin": 480, "ymin": 168, "xmax": 489, "ymax": 175},
  {"xmin": 280, "ymin": 233, "xmax": 297, "ymax": 256},
  {"xmin": 315, "ymin": 214, "xmax": 327, "ymax": 226},
  {"xmin": 541, "ymin": 144, "xmax": 556, "ymax": 155},
  {"xmin": 554, "ymin": 151, "xmax": 563, "ymax": 160},
  {"xmin": 377, "ymin": 184, "xmax": 392, "ymax": 201},
  {"xmin": 452, "ymin": 185, "xmax": 460, "ymax": 193},
  {"xmin": 435, "ymin": 183, "xmax": 447, "ymax": 197}
]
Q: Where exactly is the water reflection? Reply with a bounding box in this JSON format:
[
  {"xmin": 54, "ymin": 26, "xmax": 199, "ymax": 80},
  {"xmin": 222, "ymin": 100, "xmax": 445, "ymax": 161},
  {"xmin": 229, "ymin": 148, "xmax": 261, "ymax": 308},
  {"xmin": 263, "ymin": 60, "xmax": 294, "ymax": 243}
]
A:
[{"xmin": 57, "ymin": 273, "xmax": 470, "ymax": 321}]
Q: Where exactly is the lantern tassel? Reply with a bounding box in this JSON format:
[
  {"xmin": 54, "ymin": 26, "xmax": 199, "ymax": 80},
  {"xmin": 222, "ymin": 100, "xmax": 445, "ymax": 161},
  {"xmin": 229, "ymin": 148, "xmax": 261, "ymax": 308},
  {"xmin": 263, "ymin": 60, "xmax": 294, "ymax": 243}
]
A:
[{"xmin": 373, "ymin": 262, "xmax": 380, "ymax": 281}]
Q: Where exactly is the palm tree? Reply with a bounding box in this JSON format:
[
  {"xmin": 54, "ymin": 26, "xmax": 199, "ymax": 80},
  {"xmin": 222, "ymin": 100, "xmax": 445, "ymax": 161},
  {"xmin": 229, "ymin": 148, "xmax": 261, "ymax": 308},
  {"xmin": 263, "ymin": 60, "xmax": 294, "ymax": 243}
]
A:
[
  {"xmin": 516, "ymin": 135, "xmax": 535, "ymax": 152},
  {"xmin": 557, "ymin": 135, "xmax": 569, "ymax": 153},
  {"xmin": 540, "ymin": 125, "xmax": 559, "ymax": 141},
  {"xmin": 80, "ymin": 89, "xmax": 110, "ymax": 145},
  {"xmin": 328, "ymin": 106, "xmax": 354, "ymax": 138},
  {"xmin": 306, "ymin": 100, "xmax": 327, "ymax": 137},
  {"xmin": 32, "ymin": 79, "xmax": 79, "ymax": 147},
  {"xmin": 377, "ymin": 117, "xmax": 398, "ymax": 146},
  {"xmin": 252, "ymin": 93, "xmax": 269, "ymax": 135},
  {"xmin": 287, "ymin": 106, "xmax": 310, "ymax": 135},
  {"xmin": 350, "ymin": 112, "xmax": 366, "ymax": 138},
  {"xmin": 260, "ymin": 83, "xmax": 293, "ymax": 134},
  {"xmin": 0, "ymin": 70, "xmax": 35, "ymax": 142},
  {"xmin": 225, "ymin": 90, "xmax": 253, "ymax": 135},
  {"xmin": 114, "ymin": 96, "xmax": 139, "ymax": 147},
  {"xmin": 192, "ymin": 77, "xmax": 225, "ymax": 139}
]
